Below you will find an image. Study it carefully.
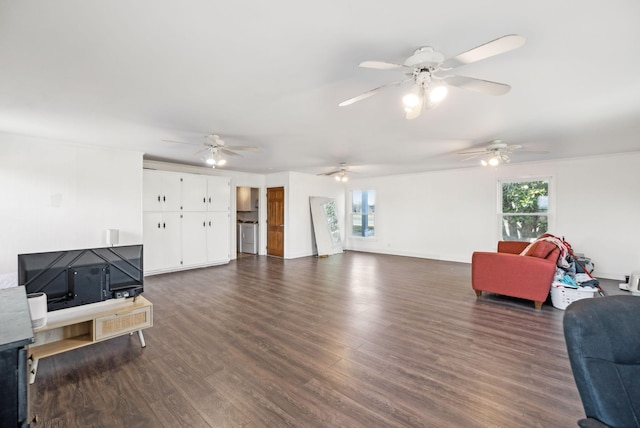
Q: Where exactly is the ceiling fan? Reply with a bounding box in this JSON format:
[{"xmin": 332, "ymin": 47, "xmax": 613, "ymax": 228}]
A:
[
  {"xmin": 339, "ymin": 34, "xmax": 526, "ymax": 119},
  {"xmin": 163, "ymin": 134, "xmax": 260, "ymax": 168},
  {"xmin": 458, "ymin": 139, "xmax": 546, "ymax": 166},
  {"xmin": 318, "ymin": 162, "xmax": 354, "ymax": 182}
]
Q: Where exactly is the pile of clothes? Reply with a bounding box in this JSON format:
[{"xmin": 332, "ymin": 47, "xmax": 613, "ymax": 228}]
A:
[{"xmin": 524, "ymin": 233, "xmax": 601, "ymax": 291}]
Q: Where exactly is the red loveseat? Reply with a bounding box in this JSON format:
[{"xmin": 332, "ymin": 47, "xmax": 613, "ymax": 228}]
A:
[{"xmin": 472, "ymin": 240, "xmax": 560, "ymax": 309}]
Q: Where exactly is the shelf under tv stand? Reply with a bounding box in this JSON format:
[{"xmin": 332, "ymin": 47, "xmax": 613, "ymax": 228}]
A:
[{"xmin": 28, "ymin": 296, "xmax": 153, "ymax": 383}]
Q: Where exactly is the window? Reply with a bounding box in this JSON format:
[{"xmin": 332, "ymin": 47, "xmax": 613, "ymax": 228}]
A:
[
  {"xmin": 352, "ymin": 190, "xmax": 375, "ymax": 237},
  {"xmin": 499, "ymin": 179, "xmax": 549, "ymax": 241}
]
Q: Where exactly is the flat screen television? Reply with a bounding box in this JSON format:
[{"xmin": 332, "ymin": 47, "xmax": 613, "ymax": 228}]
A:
[{"xmin": 18, "ymin": 245, "xmax": 144, "ymax": 312}]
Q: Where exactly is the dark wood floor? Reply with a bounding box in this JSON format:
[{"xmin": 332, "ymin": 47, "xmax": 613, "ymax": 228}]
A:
[{"xmin": 30, "ymin": 251, "xmax": 614, "ymax": 427}]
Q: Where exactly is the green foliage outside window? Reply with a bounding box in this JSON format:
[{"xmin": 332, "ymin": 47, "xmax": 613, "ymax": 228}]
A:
[{"xmin": 501, "ymin": 180, "xmax": 549, "ymax": 241}]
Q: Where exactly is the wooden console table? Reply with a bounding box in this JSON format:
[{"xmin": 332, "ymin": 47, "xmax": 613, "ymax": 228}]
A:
[{"xmin": 29, "ymin": 296, "xmax": 152, "ymax": 383}]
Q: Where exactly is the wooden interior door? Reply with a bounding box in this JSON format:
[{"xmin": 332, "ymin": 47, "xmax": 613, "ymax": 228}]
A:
[{"xmin": 266, "ymin": 187, "xmax": 284, "ymax": 257}]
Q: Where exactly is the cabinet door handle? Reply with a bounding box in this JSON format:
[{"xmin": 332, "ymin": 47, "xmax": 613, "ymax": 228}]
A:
[
  {"xmin": 209, "ymin": 197, "xmax": 212, "ymax": 203},
  {"xmin": 203, "ymin": 197, "xmax": 206, "ymax": 203},
  {"xmin": 209, "ymin": 221, "xmax": 212, "ymax": 226},
  {"xmin": 203, "ymin": 221, "xmax": 206, "ymax": 227},
  {"xmin": 157, "ymin": 195, "xmax": 161, "ymax": 202},
  {"xmin": 163, "ymin": 196, "xmax": 166, "ymax": 202},
  {"xmin": 163, "ymin": 222, "xmax": 166, "ymax": 228},
  {"xmin": 157, "ymin": 222, "xmax": 161, "ymax": 228}
]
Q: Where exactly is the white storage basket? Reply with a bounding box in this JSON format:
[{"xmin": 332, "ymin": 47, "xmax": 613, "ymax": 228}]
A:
[{"xmin": 550, "ymin": 283, "xmax": 597, "ymax": 310}]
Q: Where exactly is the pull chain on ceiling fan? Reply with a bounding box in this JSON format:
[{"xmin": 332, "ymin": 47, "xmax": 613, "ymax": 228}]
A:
[{"xmin": 339, "ymin": 34, "xmax": 526, "ymax": 119}]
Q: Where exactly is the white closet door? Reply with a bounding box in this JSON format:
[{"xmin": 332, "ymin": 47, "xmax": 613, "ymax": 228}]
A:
[
  {"xmin": 143, "ymin": 212, "xmax": 182, "ymax": 272},
  {"xmin": 182, "ymin": 212, "xmax": 208, "ymax": 267},
  {"xmin": 207, "ymin": 176, "xmax": 230, "ymax": 211},
  {"xmin": 207, "ymin": 211, "xmax": 230, "ymax": 263},
  {"xmin": 181, "ymin": 174, "xmax": 207, "ymax": 212}
]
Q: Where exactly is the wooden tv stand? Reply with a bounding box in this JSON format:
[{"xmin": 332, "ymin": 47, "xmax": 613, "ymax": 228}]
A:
[{"xmin": 28, "ymin": 296, "xmax": 152, "ymax": 383}]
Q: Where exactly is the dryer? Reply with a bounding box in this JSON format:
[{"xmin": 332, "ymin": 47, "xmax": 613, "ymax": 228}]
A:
[{"xmin": 239, "ymin": 223, "xmax": 258, "ymax": 254}]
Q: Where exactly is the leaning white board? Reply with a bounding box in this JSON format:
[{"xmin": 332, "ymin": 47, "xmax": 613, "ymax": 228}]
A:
[{"xmin": 309, "ymin": 197, "xmax": 343, "ymax": 257}]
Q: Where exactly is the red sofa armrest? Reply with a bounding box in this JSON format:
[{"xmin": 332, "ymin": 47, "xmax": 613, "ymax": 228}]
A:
[{"xmin": 472, "ymin": 251, "xmax": 557, "ymax": 303}]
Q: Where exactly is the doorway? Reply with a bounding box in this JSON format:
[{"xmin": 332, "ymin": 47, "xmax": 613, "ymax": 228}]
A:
[
  {"xmin": 236, "ymin": 186, "xmax": 259, "ymax": 256},
  {"xmin": 266, "ymin": 186, "xmax": 284, "ymax": 257}
]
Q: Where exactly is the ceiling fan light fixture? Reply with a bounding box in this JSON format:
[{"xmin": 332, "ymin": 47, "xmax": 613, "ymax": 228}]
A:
[
  {"xmin": 402, "ymin": 92, "xmax": 421, "ymax": 110},
  {"xmin": 428, "ymin": 84, "xmax": 448, "ymax": 103},
  {"xmin": 480, "ymin": 156, "xmax": 501, "ymax": 167},
  {"xmin": 215, "ymin": 152, "xmax": 227, "ymax": 166},
  {"xmin": 334, "ymin": 172, "xmax": 349, "ymax": 182},
  {"xmin": 205, "ymin": 149, "xmax": 216, "ymax": 165}
]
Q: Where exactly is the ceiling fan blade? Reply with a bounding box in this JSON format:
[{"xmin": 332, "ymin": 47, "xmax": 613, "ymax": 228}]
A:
[
  {"xmin": 162, "ymin": 139, "xmax": 192, "ymax": 145},
  {"xmin": 192, "ymin": 148, "xmax": 209, "ymax": 156},
  {"xmin": 461, "ymin": 154, "xmax": 485, "ymax": 161},
  {"xmin": 359, "ymin": 61, "xmax": 410, "ymax": 70},
  {"xmin": 219, "ymin": 148, "xmax": 241, "ymax": 157},
  {"xmin": 505, "ymin": 144, "xmax": 523, "ymax": 151},
  {"xmin": 457, "ymin": 149, "xmax": 488, "ymax": 155},
  {"xmin": 445, "ymin": 75, "xmax": 511, "ymax": 96},
  {"xmin": 339, "ymin": 79, "xmax": 410, "ymax": 107},
  {"xmin": 319, "ymin": 170, "xmax": 340, "ymax": 176},
  {"xmin": 225, "ymin": 145, "xmax": 260, "ymax": 152},
  {"xmin": 440, "ymin": 34, "xmax": 526, "ymax": 69}
]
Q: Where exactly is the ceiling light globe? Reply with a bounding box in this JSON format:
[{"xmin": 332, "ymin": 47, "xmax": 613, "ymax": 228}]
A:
[
  {"xmin": 217, "ymin": 158, "xmax": 227, "ymax": 166},
  {"xmin": 402, "ymin": 93, "xmax": 421, "ymax": 109},
  {"xmin": 480, "ymin": 159, "xmax": 488, "ymax": 166},
  {"xmin": 341, "ymin": 175, "xmax": 349, "ymax": 182},
  {"xmin": 489, "ymin": 157, "xmax": 500, "ymax": 166},
  {"xmin": 206, "ymin": 158, "xmax": 216, "ymax": 165},
  {"xmin": 335, "ymin": 175, "xmax": 341, "ymax": 181},
  {"xmin": 429, "ymin": 85, "xmax": 448, "ymax": 103}
]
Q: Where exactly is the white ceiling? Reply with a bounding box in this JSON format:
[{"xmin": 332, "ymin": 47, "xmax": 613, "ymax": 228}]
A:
[{"xmin": 2, "ymin": 1, "xmax": 640, "ymax": 177}]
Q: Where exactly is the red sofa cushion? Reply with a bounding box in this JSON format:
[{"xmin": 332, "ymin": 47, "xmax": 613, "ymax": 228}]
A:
[{"xmin": 521, "ymin": 240, "xmax": 557, "ymax": 259}]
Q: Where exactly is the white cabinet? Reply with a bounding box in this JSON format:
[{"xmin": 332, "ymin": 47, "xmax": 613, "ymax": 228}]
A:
[
  {"xmin": 237, "ymin": 186, "xmax": 251, "ymax": 211},
  {"xmin": 207, "ymin": 211, "xmax": 230, "ymax": 262},
  {"xmin": 143, "ymin": 212, "xmax": 182, "ymax": 272},
  {"xmin": 143, "ymin": 170, "xmax": 231, "ymax": 275},
  {"xmin": 182, "ymin": 174, "xmax": 208, "ymax": 212},
  {"xmin": 208, "ymin": 176, "xmax": 230, "ymax": 212},
  {"xmin": 236, "ymin": 186, "xmax": 258, "ymax": 212},
  {"xmin": 182, "ymin": 211, "xmax": 208, "ymax": 266},
  {"xmin": 143, "ymin": 170, "xmax": 183, "ymax": 212}
]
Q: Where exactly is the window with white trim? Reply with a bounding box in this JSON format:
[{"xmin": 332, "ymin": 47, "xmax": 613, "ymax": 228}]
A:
[
  {"xmin": 352, "ymin": 190, "xmax": 375, "ymax": 237},
  {"xmin": 499, "ymin": 179, "xmax": 549, "ymax": 242}
]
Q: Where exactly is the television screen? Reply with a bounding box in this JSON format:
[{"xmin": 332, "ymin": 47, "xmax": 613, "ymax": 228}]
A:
[{"xmin": 18, "ymin": 245, "xmax": 143, "ymax": 311}]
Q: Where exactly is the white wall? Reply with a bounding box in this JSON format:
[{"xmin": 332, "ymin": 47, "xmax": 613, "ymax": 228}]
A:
[
  {"xmin": 264, "ymin": 172, "xmax": 346, "ymax": 259},
  {"xmin": 5, "ymin": 136, "xmax": 634, "ymax": 280},
  {"xmin": 286, "ymin": 172, "xmax": 346, "ymax": 258},
  {"xmin": 346, "ymin": 152, "xmax": 640, "ymax": 280},
  {"xmin": 0, "ymin": 133, "xmax": 143, "ymax": 274}
]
